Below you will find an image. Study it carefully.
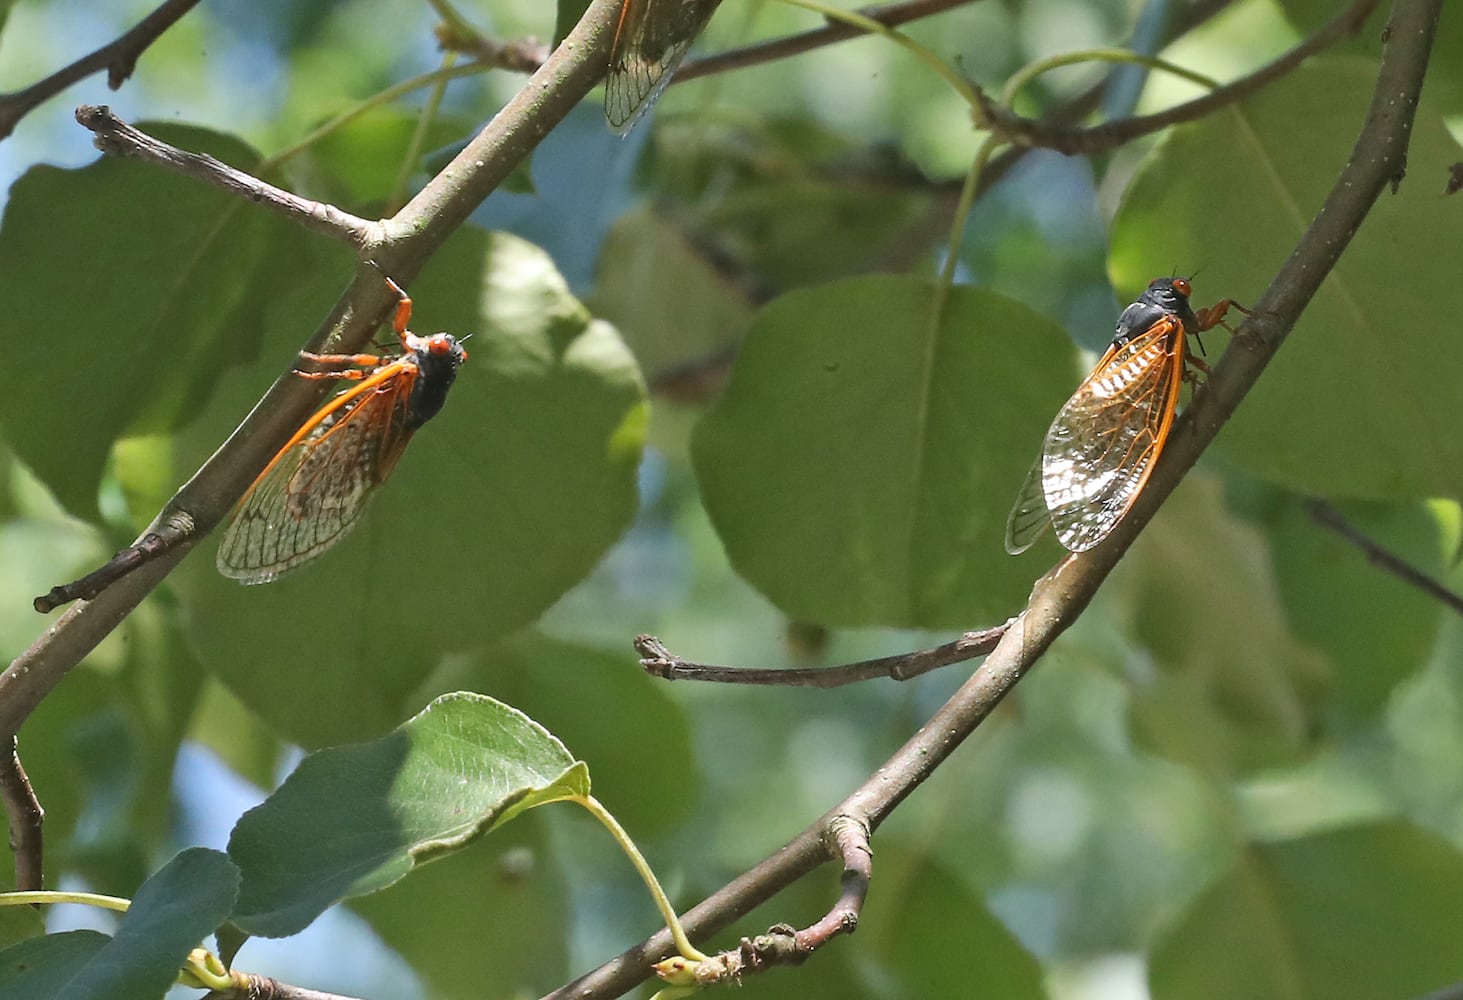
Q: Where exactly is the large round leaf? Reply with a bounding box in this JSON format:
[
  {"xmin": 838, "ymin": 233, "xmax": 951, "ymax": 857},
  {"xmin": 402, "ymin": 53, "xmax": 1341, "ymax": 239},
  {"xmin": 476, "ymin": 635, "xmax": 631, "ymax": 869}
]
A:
[
  {"xmin": 1151, "ymin": 822, "xmax": 1463, "ymax": 999},
  {"xmin": 0, "ymin": 126, "xmax": 284, "ymax": 519},
  {"xmin": 692, "ymin": 276, "xmax": 1073, "ymax": 628},
  {"xmin": 228, "ymin": 692, "xmax": 587, "ymax": 938},
  {"xmin": 1110, "ymin": 59, "xmax": 1463, "ymax": 503},
  {"xmin": 181, "ymin": 229, "xmax": 646, "ymax": 747}
]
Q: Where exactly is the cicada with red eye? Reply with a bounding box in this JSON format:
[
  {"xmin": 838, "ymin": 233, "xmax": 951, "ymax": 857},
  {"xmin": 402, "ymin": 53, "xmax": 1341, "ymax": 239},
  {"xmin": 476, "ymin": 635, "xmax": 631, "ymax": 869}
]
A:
[
  {"xmin": 216, "ymin": 277, "xmax": 468, "ymax": 584},
  {"xmin": 1005, "ymin": 277, "xmax": 1240, "ymax": 555},
  {"xmin": 605, "ymin": 0, "xmax": 723, "ymax": 134}
]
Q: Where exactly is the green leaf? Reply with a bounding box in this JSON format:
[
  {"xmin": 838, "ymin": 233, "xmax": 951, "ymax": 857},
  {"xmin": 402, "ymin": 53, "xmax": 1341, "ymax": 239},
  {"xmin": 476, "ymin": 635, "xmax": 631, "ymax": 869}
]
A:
[
  {"xmin": 870, "ymin": 848, "xmax": 1045, "ymax": 998},
  {"xmin": 1266, "ymin": 497, "xmax": 1444, "ymax": 721},
  {"xmin": 554, "ymin": 0, "xmax": 593, "ymax": 46},
  {"xmin": 691, "ymin": 276, "xmax": 1073, "ymax": 628},
  {"xmin": 1121, "ymin": 473, "xmax": 1330, "ymax": 774},
  {"xmin": 51, "ymin": 849, "xmax": 239, "ymax": 1000},
  {"xmin": 407, "ymin": 631, "xmax": 695, "ymax": 834},
  {"xmin": 228, "ymin": 691, "xmax": 589, "ymax": 937},
  {"xmin": 351, "ymin": 814, "xmax": 569, "ymax": 999},
  {"xmin": 0, "ymin": 931, "xmax": 109, "ymax": 998},
  {"xmin": 0, "ymin": 126, "xmax": 278, "ymax": 519},
  {"xmin": 593, "ymin": 207, "xmax": 754, "ymax": 389},
  {"xmin": 1110, "ymin": 59, "xmax": 1463, "ymax": 502},
  {"xmin": 180, "ymin": 229, "xmax": 646, "ymax": 748},
  {"xmin": 1274, "ymin": 0, "xmax": 1463, "ymax": 115},
  {"xmin": 1151, "ymin": 822, "xmax": 1463, "ymax": 999}
]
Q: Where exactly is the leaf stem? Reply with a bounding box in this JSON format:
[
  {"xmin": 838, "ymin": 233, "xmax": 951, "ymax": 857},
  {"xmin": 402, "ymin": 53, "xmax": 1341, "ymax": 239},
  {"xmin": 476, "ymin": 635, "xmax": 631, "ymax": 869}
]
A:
[
  {"xmin": 775, "ymin": 0, "xmax": 980, "ymax": 108},
  {"xmin": 931, "ymin": 132, "xmax": 997, "ymax": 323},
  {"xmin": 261, "ymin": 62, "xmax": 488, "ymax": 170},
  {"xmin": 389, "ymin": 51, "xmax": 460, "ymax": 213},
  {"xmin": 574, "ymin": 794, "xmax": 709, "ymax": 964},
  {"xmin": 1001, "ymin": 48, "xmax": 1218, "ymax": 108},
  {"xmin": 0, "ymin": 889, "xmax": 131, "ymax": 911}
]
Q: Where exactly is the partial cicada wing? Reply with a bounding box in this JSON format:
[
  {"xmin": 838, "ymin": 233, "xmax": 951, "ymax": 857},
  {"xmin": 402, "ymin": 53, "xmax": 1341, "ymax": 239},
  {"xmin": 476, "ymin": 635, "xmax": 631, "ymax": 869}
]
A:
[
  {"xmin": 605, "ymin": 0, "xmax": 722, "ymax": 134},
  {"xmin": 217, "ymin": 365, "xmax": 417, "ymax": 584},
  {"xmin": 1004, "ymin": 454, "xmax": 1051, "ymax": 554},
  {"xmin": 1039, "ymin": 318, "xmax": 1186, "ymax": 552}
]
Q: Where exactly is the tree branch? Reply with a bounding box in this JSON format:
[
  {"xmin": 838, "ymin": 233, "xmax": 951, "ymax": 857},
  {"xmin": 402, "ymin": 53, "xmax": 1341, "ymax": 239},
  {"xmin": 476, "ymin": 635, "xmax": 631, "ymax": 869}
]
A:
[
  {"xmin": 0, "ymin": 0, "xmax": 201, "ymax": 141},
  {"xmin": 1305, "ymin": 500, "xmax": 1463, "ymax": 618},
  {"xmin": 0, "ymin": 0, "xmax": 625, "ymax": 794},
  {"xmin": 0, "ymin": 739, "xmax": 42, "ymax": 891},
  {"xmin": 673, "ymin": 0, "xmax": 980, "ymax": 84},
  {"xmin": 658, "ymin": 814, "xmax": 871, "ymax": 986},
  {"xmin": 636, "ymin": 622, "xmax": 1010, "ymax": 687},
  {"xmin": 203, "ymin": 977, "xmax": 364, "ymax": 1000},
  {"xmin": 546, "ymin": 1, "xmax": 1441, "ymax": 995},
  {"xmin": 977, "ymin": 0, "xmax": 1379, "ymax": 154},
  {"xmin": 72, "ymin": 106, "xmax": 378, "ymax": 249}
]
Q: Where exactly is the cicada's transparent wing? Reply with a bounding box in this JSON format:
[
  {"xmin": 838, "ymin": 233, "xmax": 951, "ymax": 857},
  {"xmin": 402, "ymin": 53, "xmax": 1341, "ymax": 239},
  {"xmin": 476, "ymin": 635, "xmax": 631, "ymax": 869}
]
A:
[
  {"xmin": 217, "ymin": 366, "xmax": 417, "ymax": 584},
  {"xmin": 1004, "ymin": 455, "xmax": 1050, "ymax": 555},
  {"xmin": 1039, "ymin": 317, "xmax": 1186, "ymax": 552},
  {"xmin": 605, "ymin": 0, "xmax": 722, "ymax": 134}
]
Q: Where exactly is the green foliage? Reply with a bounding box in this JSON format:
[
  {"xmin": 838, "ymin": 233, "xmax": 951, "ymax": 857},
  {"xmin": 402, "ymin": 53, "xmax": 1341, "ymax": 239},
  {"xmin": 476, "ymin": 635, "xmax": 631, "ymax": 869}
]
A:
[
  {"xmin": 0, "ymin": 932, "xmax": 109, "ymax": 998},
  {"xmin": 693, "ymin": 278, "xmax": 1073, "ymax": 628},
  {"xmin": 0, "ymin": 127, "xmax": 277, "ymax": 519},
  {"xmin": 178, "ymin": 229, "xmax": 646, "ymax": 748},
  {"xmin": 228, "ymin": 692, "xmax": 587, "ymax": 937},
  {"xmin": 1110, "ymin": 59, "xmax": 1463, "ymax": 502},
  {"xmin": 1, "ymin": 2, "xmax": 1461, "ymax": 999},
  {"xmin": 28, "ymin": 850, "xmax": 238, "ymax": 1000},
  {"xmin": 1151, "ymin": 822, "xmax": 1463, "ymax": 999}
]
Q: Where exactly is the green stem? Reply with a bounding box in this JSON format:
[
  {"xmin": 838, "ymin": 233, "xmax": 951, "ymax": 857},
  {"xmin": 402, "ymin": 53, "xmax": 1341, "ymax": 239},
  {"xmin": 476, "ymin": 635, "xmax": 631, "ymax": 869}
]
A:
[
  {"xmin": 177, "ymin": 948, "xmax": 234, "ymax": 991},
  {"xmin": 1002, "ymin": 48, "xmax": 1218, "ymax": 107},
  {"xmin": 424, "ymin": 0, "xmax": 483, "ymax": 43},
  {"xmin": 261, "ymin": 62, "xmax": 487, "ymax": 170},
  {"xmin": 776, "ymin": 0, "xmax": 979, "ymax": 108},
  {"xmin": 389, "ymin": 51, "xmax": 459, "ymax": 212},
  {"xmin": 0, "ymin": 890, "xmax": 131, "ymax": 911},
  {"xmin": 574, "ymin": 794, "xmax": 709, "ymax": 964},
  {"xmin": 931, "ymin": 132, "xmax": 997, "ymax": 325}
]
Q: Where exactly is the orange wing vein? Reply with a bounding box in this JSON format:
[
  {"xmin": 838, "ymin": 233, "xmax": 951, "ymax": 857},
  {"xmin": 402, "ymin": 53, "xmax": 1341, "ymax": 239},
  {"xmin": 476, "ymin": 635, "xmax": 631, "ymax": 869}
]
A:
[
  {"xmin": 1005, "ymin": 316, "xmax": 1187, "ymax": 554},
  {"xmin": 216, "ymin": 362, "xmax": 419, "ymax": 584}
]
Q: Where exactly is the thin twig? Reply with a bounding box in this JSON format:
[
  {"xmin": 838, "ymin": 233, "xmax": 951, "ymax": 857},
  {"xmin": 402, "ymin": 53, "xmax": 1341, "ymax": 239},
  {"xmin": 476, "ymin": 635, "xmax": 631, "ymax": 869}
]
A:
[
  {"xmin": 34, "ymin": 512, "xmax": 195, "ymax": 614},
  {"xmin": 0, "ymin": 0, "xmax": 625, "ymax": 758},
  {"xmin": 434, "ymin": 27, "xmax": 552, "ymax": 73},
  {"xmin": 636, "ymin": 622, "xmax": 1010, "ymax": 687},
  {"xmin": 73, "ymin": 106, "xmax": 378, "ymax": 249},
  {"xmin": 202, "ymin": 977, "xmax": 365, "ymax": 1000},
  {"xmin": 1305, "ymin": 500, "xmax": 1463, "ymax": 618},
  {"xmin": 659, "ymin": 814, "xmax": 871, "ymax": 986},
  {"xmin": 545, "ymin": 1, "xmax": 1440, "ymax": 995},
  {"xmin": 0, "ymin": 739, "xmax": 43, "ymax": 891},
  {"xmin": 674, "ymin": 0, "xmax": 978, "ymax": 84},
  {"xmin": 0, "ymin": 0, "xmax": 201, "ymax": 141},
  {"xmin": 978, "ymin": 0, "xmax": 1378, "ymax": 154}
]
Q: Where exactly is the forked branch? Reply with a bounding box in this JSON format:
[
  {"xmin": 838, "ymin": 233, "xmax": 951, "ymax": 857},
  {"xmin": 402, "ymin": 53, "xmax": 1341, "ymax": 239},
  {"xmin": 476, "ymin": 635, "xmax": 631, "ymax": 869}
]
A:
[
  {"xmin": 978, "ymin": 0, "xmax": 1379, "ymax": 154},
  {"xmin": 0, "ymin": 0, "xmax": 201, "ymax": 141},
  {"xmin": 549, "ymin": 1, "xmax": 1441, "ymax": 996}
]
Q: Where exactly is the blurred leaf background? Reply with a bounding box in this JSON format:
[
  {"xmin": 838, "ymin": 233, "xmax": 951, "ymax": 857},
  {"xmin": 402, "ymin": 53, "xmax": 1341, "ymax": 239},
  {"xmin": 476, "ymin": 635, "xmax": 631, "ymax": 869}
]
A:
[{"xmin": 1, "ymin": 0, "xmax": 1461, "ymax": 998}]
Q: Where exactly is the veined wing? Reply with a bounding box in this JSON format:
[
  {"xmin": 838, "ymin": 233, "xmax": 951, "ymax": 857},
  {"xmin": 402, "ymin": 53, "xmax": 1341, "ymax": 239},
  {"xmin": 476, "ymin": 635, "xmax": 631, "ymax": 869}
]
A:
[
  {"xmin": 217, "ymin": 363, "xmax": 418, "ymax": 584},
  {"xmin": 1004, "ymin": 455, "xmax": 1050, "ymax": 554},
  {"xmin": 1039, "ymin": 317, "xmax": 1186, "ymax": 552},
  {"xmin": 606, "ymin": 0, "xmax": 721, "ymax": 134}
]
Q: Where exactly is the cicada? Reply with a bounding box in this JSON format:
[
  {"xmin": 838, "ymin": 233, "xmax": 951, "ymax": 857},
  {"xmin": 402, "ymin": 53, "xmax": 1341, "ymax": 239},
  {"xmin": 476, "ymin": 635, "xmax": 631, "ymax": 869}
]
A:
[
  {"xmin": 605, "ymin": 0, "xmax": 723, "ymax": 134},
  {"xmin": 216, "ymin": 277, "xmax": 468, "ymax": 583},
  {"xmin": 1005, "ymin": 277, "xmax": 1238, "ymax": 555}
]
